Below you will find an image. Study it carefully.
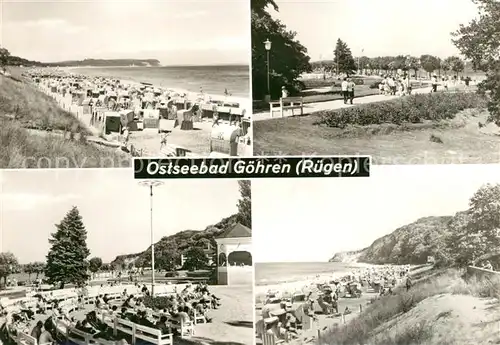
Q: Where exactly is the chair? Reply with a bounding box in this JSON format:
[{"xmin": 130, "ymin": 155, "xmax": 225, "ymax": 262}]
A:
[
  {"xmin": 174, "ymin": 104, "xmax": 200, "ymax": 130},
  {"xmin": 179, "ymin": 319, "xmax": 194, "ymax": 338}
]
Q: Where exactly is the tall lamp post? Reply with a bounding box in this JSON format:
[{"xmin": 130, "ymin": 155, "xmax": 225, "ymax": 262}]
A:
[
  {"xmin": 138, "ymin": 180, "xmax": 164, "ymax": 297},
  {"xmin": 358, "ymin": 49, "xmax": 364, "ymax": 75},
  {"xmin": 264, "ymin": 39, "xmax": 272, "ymax": 103}
]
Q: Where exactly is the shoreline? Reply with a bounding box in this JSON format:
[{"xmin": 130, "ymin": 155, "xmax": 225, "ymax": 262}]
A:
[
  {"xmin": 61, "ymin": 66, "xmax": 251, "ymax": 109},
  {"xmin": 255, "ymin": 262, "xmax": 380, "ymax": 293}
]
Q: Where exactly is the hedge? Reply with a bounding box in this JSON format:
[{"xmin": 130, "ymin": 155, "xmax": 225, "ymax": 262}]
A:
[
  {"xmin": 316, "ymin": 92, "xmax": 488, "ymax": 128},
  {"xmin": 143, "ymin": 296, "xmax": 172, "ymax": 310}
]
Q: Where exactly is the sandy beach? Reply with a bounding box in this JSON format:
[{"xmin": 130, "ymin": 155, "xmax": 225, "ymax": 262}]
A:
[{"xmin": 254, "ymin": 264, "xmax": 408, "ymax": 345}]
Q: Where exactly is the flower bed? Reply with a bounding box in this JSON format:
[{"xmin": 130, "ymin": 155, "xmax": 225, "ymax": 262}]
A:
[{"xmin": 315, "ymin": 92, "xmax": 488, "ymax": 128}]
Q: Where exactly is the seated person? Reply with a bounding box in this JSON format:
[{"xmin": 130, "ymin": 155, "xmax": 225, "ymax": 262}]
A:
[
  {"xmin": 31, "ymin": 321, "xmax": 44, "ymax": 341},
  {"xmin": 136, "ymin": 310, "xmax": 156, "ymax": 328},
  {"xmin": 76, "ymin": 319, "xmax": 98, "ymax": 334},
  {"xmin": 38, "ymin": 328, "xmax": 54, "ymax": 345},
  {"xmin": 155, "ymin": 316, "xmax": 172, "ymax": 335},
  {"xmin": 136, "ymin": 299, "xmax": 146, "ymax": 311}
]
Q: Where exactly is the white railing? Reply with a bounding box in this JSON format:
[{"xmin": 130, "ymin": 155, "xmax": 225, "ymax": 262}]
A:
[{"xmin": 6, "ymin": 282, "xmax": 201, "ymax": 345}]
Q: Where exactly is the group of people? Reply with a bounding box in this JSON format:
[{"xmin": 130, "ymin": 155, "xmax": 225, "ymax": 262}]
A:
[
  {"xmin": 378, "ymin": 75, "xmax": 412, "ymax": 96},
  {"xmin": 341, "ymin": 78, "xmax": 357, "ymax": 104},
  {"xmin": 256, "ymin": 265, "xmax": 414, "ymax": 343},
  {"xmin": 1, "ymin": 282, "xmax": 223, "ymax": 345},
  {"xmin": 431, "ymin": 74, "xmax": 472, "ymax": 93}
]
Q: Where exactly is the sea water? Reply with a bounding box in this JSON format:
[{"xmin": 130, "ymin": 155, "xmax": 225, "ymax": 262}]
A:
[
  {"xmin": 255, "ymin": 262, "xmax": 369, "ymax": 286},
  {"xmin": 71, "ymin": 65, "xmax": 250, "ymax": 98}
]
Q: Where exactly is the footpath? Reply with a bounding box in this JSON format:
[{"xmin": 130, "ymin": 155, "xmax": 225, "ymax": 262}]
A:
[{"xmin": 253, "ymin": 86, "xmax": 433, "ymax": 121}]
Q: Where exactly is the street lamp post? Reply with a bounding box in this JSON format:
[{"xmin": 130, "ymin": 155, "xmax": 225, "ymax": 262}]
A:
[
  {"xmin": 138, "ymin": 180, "xmax": 164, "ymax": 297},
  {"xmin": 336, "ymin": 50, "xmax": 339, "ymax": 76},
  {"xmin": 358, "ymin": 49, "xmax": 364, "ymax": 75},
  {"xmin": 264, "ymin": 39, "xmax": 272, "ymax": 103}
]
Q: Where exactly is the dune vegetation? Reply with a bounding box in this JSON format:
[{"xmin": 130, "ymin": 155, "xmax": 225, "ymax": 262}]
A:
[
  {"xmin": 0, "ymin": 74, "xmax": 130, "ymax": 168},
  {"xmin": 320, "ymin": 267, "xmax": 500, "ymax": 345}
]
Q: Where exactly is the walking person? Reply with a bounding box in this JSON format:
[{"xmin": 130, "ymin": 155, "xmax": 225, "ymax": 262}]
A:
[
  {"xmin": 405, "ymin": 276, "xmax": 412, "ymax": 291},
  {"xmin": 378, "ymin": 79, "xmax": 385, "ymax": 95},
  {"xmin": 464, "ymin": 76, "xmax": 471, "ymax": 92},
  {"xmin": 405, "ymin": 74, "xmax": 412, "ymax": 95},
  {"xmin": 341, "ymin": 78, "xmax": 349, "ymax": 104},
  {"xmin": 347, "ymin": 78, "xmax": 355, "ymax": 104},
  {"xmin": 387, "ymin": 76, "xmax": 396, "ymax": 95},
  {"xmin": 122, "ymin": 126, "xmax": 130, "ymax": 148},
  {"xmin": 431, "ymin": 74, "xmax": 438, "ymax": 93}
]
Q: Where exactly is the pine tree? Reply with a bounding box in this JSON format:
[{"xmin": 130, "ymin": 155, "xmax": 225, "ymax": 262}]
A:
[
  {"xmin": 333, "ymin": 39, "xmax": 356, "ymax": 76},
  {"xmin": 236, "ymin": 180, "xmax": 251, "ymax": 228},
  {"xmin": 45, "ymin": 206, "xmax": 90, "ymax": 288}
]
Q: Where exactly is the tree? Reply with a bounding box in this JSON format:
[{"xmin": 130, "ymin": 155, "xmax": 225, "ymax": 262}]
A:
[
  {"xmin": 358, "ymin": 56, "xmax": 370, "ymax": 73},
  {"xmin": 251, "ymin": 0, "xmax": 311, "ymax": 99},
  {"xmin": 0, "ymin": 47, "xmax": 11, "ymax": 73},
  {"xmin": 156, "ymin": 251, "xmax": 179, "ymax": 272},
  {"xmin": 406, "ymin": 56, "xmax": 421, "ymax": 78},
  {"xmin": 420, "ymin": 55, "xmax": 441, "ymax": 77},
  {"xmin": 333, "ymin": 39, "xmax": 356, "ymax": 76},
  {"xmin": 452, "ymin": 0, "xmax": 500, "ymax": 124},
  {"xmin": 441, "ymin": 58, "xmax": 451, "ymax": 75},
  {"xmin": 447, "ymin": 184, "xmax": 500, "ymax": 266},
  {"xmin": 183, "ymin": 247, "xmax": 208, "ymax": 271},
  {"xmin": 24, "ymin": 262, "xmax": 45, "ymax": 283},
  {"xmin": 236, "ymin": 180, "xmax": 251, "ymax": 228},
  {"xmin": 444, "ymin": 56, "xmax": 465, "ymax": 77},
  {"xmin": 45, "ymin": 207, "xmax": 90, "ymax": 288},
  {"xmin": 88, "ymin": 257, "xmax": 103, "ymax": 278},
  {"xmin": 0, "ymin": 253, "xmax": 18, "ymax": 287}
]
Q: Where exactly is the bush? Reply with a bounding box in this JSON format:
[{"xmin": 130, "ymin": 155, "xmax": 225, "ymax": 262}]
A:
[
  {"xmin": 352, "ymin": 78, "xmax": 365, "ymax": 85},
  {"xmin": 186, "ymin": 270, "xmax": 210, "ymax": 278},
  {"xmin": 143, "ymin": 296, "xmax": 172, "ymax": 310},
  {"xmin": 164, "ymin": 271, "xmax": 179, "ymax": 278},
  {"xmin": 316, "ymin": 92, "xmax": 488, "ymax": 128},
  {"xmin": 302, "ymin": 78, "xmax": 339, "ymax": 89},
  {"xmin": 370, "ymin": 80, "xmax": 381, "ymax": 89}
]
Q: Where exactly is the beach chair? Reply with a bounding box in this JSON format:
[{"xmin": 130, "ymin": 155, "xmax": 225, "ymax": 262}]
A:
[
  {"xmin": 262, "ymin": 333, "xmax": 281, "ymax": 345},
  {"xmin": 174, "ymin": 104, "xmax": 199, "ymax": 130},
  {"xmin": 294, "ymin": 304, "xmax": 312, "ymax": 331}
]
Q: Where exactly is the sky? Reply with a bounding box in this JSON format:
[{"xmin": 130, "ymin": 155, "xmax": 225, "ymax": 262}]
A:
[
  {"xmin": 0, "ymin": 0, "xmax": 250, "ymax": 65},
  {"xmin": 253, "ymin": 164, "xmax": 500, "ymax": 263},
  {"xmin": 269, "ymin": 0, "xmax": 480, "ymax": 61},
  {"xmin": 0, "ymin": 169, "xmax": 240, "ymax": 264}
]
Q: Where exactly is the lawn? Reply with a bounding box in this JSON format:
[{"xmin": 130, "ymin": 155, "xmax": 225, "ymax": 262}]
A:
[{"xmin": 254, "ymin": 111, "xmax": 500, "ymax": 164}]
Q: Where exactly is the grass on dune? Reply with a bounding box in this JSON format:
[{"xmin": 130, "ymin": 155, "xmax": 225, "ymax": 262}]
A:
[
  {"xmin": 0, "ymin": 74, "xmax": 130, "ymax": 168},
  {"xmin": 0, "ymin": 117, "xmax": 130, "ymax": 168},
  {"xmin": 0, "ymin": 75, "xmax": 89, "ymax": 133},
  {"xmin": 320, "ymin": 268, "xmax": 499, "ymax": 345}
]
